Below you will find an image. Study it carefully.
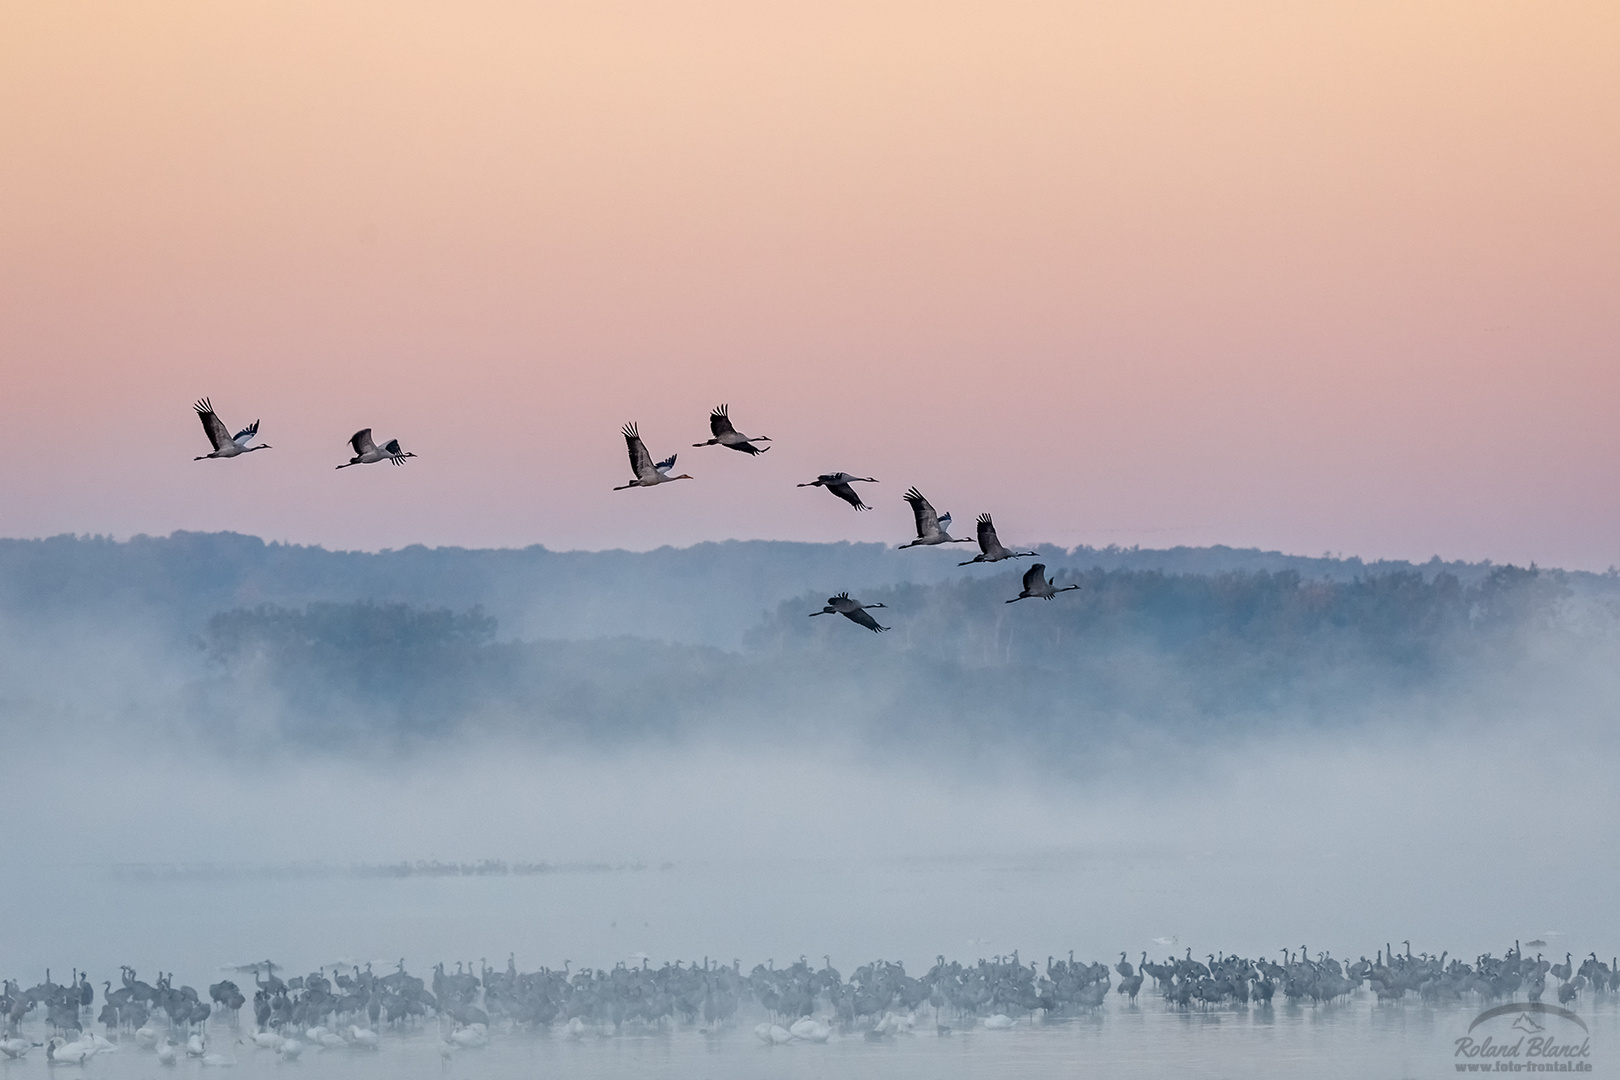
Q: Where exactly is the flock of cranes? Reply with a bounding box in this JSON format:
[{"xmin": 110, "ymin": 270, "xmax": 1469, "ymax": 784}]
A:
[
  {"xmin": 193, "ymin": 399, "xmax": 1079, "ymax": 619},
  {"xmin": 2, "ymin": 941, "xmax": 1614, "ymax": 1063}
]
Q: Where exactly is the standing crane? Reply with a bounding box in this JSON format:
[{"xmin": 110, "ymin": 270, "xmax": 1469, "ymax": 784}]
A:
[
  {"xmin": 613, "ymin": 423, "xmax": 693, "ymax": 489},
  {"xmin": 809, "ymin": 593, "xmax": 889, "ymax": 633},
  {"xmin": 797, "ymin": 473, "xmax": 877, "ymax": 511},
  {"xmin": 336, "ymin": 429, "xmax": 416, "ymax": 468},
  {"xmin": 958, "ymin": 514, "xmax": 1038, "ymax": 565},
  {"xmin": 1006, "ymin": 563, "xmax": 1080, "ymax": 602},
  {"xmin": 692, "ymin": 404, "xmax": 770, "ymax": 455},
  {"xmin": 192, "ymin": 399, "xmax": 271, "ymax": 460},
  {"xmin": 899, "ymin": 488, "xmax": 973, "ymax": 548}
]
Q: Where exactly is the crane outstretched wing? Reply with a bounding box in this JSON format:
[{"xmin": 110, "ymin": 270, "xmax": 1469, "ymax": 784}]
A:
[
  {"xmin": 622, "ymin": 423, "xmax": 655, "ymax": 479},
  {"xmin": 1022, "ymin": 564, "xmax": 1046, "ymax": 590},
  {"xmin": 846, "ymin": 608, "xmax": 888, "ymax": 633},
  {"xmin": 231, "ymin": 420, "xmax": 260, "ymax": 446},
  {"xmin": 827, "ymin": 482, "xmax": 869, "ymax": 511},
  {"xmin": 903, "ymin": 487, "xmax": 942, "ymax": 537},
  {"xmin": 350, "ymin": 429, "xmax": 377, "ymax": 456},
  {"xmin": 654, "ymin": 454, "xmax": 677, "ymax": 474},
  {"xmin": 194, "ymin": 399, "xmax": 231, "ymax": 451},
  {"xmin": 709, "ymin": 405, "xmax": 737, "ymax": 438},
  {"xmin": 976, "ymin": 513, "xmax": 998, "ymax": 553}
]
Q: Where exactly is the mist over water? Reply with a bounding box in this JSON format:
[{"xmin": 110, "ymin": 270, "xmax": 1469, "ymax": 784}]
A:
[{"xmin": 2, "ymin": 534, "xmax": 1617, "ymax": 1078}]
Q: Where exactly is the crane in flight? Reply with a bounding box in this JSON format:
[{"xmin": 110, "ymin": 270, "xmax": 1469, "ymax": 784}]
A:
[
  {"xmin": 336, "ymin": 429, "xmax": 417, "ymax": 468},
  {"xmin": 899, "ymin": 488, "xmax": 973, "ymax": 549},
  {"xmin": 692, "ymin": 404, "xmax": 771, "ymax": 455},
  {"xmin": 809, "ymin": 593, "xmax": 889, "ymax": 633},
  {"xmin": 959, "ymin": 514, "xmax": 1038, "ymax": 566},
  {"xmin": 614, "ymin": 423, "xmax": 693, "ymax": 489},
  {"xmin": 192, "ymin": 399, "xmax": 271, "ymax": 460},
  {"xmin": 797, "ymin": 473, "xmax": 877, "ymax": 511},
  {"xmin": 1006, "ymin": 564, "xmax": 1080, "ymax": 603}
]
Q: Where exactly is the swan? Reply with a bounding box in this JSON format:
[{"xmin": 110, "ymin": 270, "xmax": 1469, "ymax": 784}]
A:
[
  {"xmin": 0, "ymin": 1039, "xmax": 37, "ymax": 1060},
  {"xmin": 251, "ymin": 1032, "xmax": 284, "ymax": 1051},
  {"xmin": 200, "ymin": 1052, "xmax": 234, "ymax": 1067},
  {"xmin": 135, "ymin": 1025, "xmax": 159, "ymax": 1049},
  {"xmin": 563, "ymin": 1017, "xmax": 587, "ymax": 1039},
  {"xmin": 449, "ymin": 1025, "xmax": 487, "ymax": 1048},
  {"xmin": 277, "ymin": 1039, "xmax": 303, "ymax": 1060},
  {"xmin": 789, "ymin": 1018, "xmax": 831, "ymax": 1042},
  {"xmin": 982, "ymin": 1014, "xmax": 1016, "ymax": 1029},
  {"xmin": 85, "ymin": 1033, "xmax": 116, "ymax": 1054},
  {"xmin": 874, "ymin": 1012, "xmax": 914, "ymax": 1035},
  {"xmin": 346, "ymin": 1026, "xmax": 378, "ymax": 1049},
  {"xmin": 156, "ymin": 1039, "xmax": 178, "ymax": 1065},
  {"xmin": 186, "ymin": 1034, "xmax": 206, "ymax": 1057},
  {"xmin": 45, "ymin": 1036, "xmax": 94, "ymax": 1065},
  {"xmin": 316, "ymin": 1031, "xmax": 346, "ymax": 1049}
]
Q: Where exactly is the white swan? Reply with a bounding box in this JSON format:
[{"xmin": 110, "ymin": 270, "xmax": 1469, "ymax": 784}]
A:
[
  {"xmin": 251, "ymin": 1032, "xmax": 284, "ymax": 1051},
  {"xmin": 186, "ymin": 1033, "xmax": 206, "ymax": 1057},
  {"xmin": 199, "ymin": 1052, "xmax": 234, "ymax": 1067},
  {"xmin": 982, "ymin": 1014, "xmax": 1016, "ymax": 1029},
  {"xmin": 345, "ymin": 1026, "xmax": 378, "ymax": 1050},
  {"xmin": 135, "ymin": 1025, "xmax": 159, "ymax": 1049},
  {"xmin": 45, "ymin": 1036, "xmax": 95, "ymax": 1065},
  {"xmin": 0, "ymin": 1039, "xmax": 37, "ymax": 1060},
  {"xmin": 155, "ymin": 1039, "xmax": 178, "ymax": 1065},
  {"xmin": 789, "ymin": 1018, "xmax": 832, "ymax": 1042},
  {"xmin": 277, "ymin": 1039, "xmax": 304, "ymax": 1060}
]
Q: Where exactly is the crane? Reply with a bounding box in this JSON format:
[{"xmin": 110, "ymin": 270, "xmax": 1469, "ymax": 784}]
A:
[
  {"xmin": 1006, "ymin": 563, "xmax": 1080, "ymax": 602},
  {"xmin": 192, "ymin": 399, "xmax": 271, "ymax": 460},
  {"xmin": 336, "ymin": 429, "xmax": 416, "ymax": 468},
  {"xmin": 614, "ymin": 424, "xmax": 693, "ymax": 489},
  {"xmin": 692, "ymin": 404, "xmax": 770, "ymax": 455}
]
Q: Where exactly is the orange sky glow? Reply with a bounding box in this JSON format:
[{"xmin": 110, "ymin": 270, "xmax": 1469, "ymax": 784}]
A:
[{"xmin": 1, "ymin": 2, "xmax": 1617, "ymax": 566}]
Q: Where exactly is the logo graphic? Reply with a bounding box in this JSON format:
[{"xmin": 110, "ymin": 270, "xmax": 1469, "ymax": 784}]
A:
[{"xmin": 1454, "ymin": 1003, "xmax": 1593, "ymax": 1073}]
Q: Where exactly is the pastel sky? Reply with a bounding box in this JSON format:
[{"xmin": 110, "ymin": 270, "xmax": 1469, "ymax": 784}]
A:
[{"xmin": 1, "ymin": 2, "xmax": 1616, "ymax": 566}]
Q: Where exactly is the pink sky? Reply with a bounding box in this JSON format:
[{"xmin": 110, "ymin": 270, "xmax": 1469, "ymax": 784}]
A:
[{"xmin": 1, "ymin": 2, "xmax": 1617, "ymax": 567}]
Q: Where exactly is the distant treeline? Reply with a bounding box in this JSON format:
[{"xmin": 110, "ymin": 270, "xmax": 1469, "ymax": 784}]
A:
[
  {"xmin": 4, "ymin": 530, "xmax": 1598, "ymax": 650},
  {"xmin": 191, "ymin": 563, "xmax": 1595, "ymax": 764}
]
